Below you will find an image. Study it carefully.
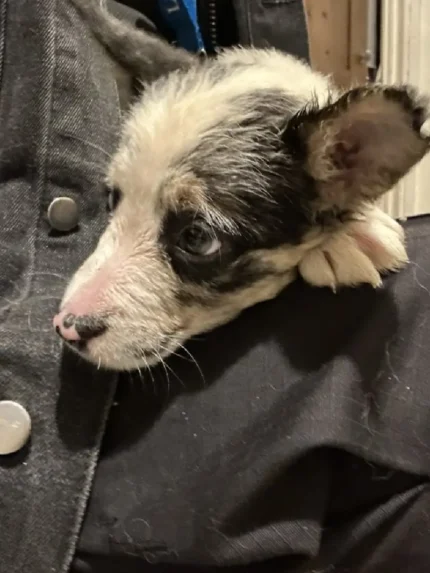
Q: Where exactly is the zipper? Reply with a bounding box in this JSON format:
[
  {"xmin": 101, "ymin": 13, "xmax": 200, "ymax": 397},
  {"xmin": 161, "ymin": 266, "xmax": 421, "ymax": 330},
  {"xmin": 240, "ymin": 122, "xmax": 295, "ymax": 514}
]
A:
[
  {"xmin": 208, "ymin": 0, "xmax": 218, "ymax": 52},
  {"xmin": 197, "ymin": 0, "xmax": 218, "ymax": 54}
]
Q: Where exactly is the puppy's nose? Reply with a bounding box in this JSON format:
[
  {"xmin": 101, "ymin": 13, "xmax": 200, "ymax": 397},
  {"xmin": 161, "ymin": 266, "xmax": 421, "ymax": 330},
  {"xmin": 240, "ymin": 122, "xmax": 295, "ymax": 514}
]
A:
[{"xmin": 53, "ymin": 312, "xmax": 107, "ymax": 342}]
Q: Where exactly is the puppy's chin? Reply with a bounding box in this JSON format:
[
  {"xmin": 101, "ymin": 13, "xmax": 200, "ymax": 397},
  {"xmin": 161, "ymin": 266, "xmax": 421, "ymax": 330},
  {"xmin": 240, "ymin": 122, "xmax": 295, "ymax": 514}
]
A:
[{"xmin": 63, "ymin": 336, "xmax": 173, "ymax": 371}]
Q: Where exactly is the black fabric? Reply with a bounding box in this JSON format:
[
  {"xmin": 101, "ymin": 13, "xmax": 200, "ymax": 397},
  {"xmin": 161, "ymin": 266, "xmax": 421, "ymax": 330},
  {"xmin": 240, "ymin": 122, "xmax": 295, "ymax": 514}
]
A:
[
  {"xmin": 74, "ymin": 216, "xmax": 430, "ymax": 572},
  {"xmin": 233, "ymin": 0, "xmax": 309, "ymax": 60}
]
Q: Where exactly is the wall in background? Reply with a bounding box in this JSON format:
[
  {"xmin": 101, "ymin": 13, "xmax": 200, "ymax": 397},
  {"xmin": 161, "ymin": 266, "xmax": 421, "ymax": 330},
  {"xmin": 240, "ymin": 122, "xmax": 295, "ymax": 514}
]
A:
[
  {"xmin": 378, "ymin": 0, "xmax": 430, "ymax": 219},
  {"xmin": 304, "ymin": 0, "xmax": 369, "ymax": 88},
  {"xmin": 304, "ymin": 0, "xmax": 430, "ymax": 219}
]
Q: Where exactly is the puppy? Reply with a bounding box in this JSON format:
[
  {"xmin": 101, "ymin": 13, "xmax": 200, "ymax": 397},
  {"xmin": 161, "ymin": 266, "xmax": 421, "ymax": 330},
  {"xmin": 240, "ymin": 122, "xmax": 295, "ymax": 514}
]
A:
[{"xmin": 53, "ymin": 0, "xmax": 430, "ymax": 371}]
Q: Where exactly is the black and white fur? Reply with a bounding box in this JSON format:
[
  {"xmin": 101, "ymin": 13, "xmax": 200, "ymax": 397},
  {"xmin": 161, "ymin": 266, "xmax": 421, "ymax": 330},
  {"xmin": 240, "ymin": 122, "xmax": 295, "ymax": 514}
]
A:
[{"xmin": 54, "ymin": 0, "xmax": 430, "ymax": 371}]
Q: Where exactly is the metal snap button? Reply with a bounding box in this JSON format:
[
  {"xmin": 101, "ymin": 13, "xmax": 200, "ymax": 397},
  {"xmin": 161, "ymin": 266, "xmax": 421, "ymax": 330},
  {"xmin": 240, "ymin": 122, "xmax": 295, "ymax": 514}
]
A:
[
  {"xmin": 0, "ymin": 401, "xmax": 31, "ymax": 455},
  {"xmin": 47, "ymin": 197, "xmax": 79, "ymax": 232}
]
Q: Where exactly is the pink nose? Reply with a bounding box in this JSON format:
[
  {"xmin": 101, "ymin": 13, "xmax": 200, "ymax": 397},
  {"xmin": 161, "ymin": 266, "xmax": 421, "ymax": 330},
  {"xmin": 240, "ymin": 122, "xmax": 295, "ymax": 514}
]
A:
[
  {"xmin": 53, "ymin": 311, "xmax": 107, "ymax": 343},
  {"xmin": 53, "ymin": 312, "xmax": 81, "ymax": 341}
]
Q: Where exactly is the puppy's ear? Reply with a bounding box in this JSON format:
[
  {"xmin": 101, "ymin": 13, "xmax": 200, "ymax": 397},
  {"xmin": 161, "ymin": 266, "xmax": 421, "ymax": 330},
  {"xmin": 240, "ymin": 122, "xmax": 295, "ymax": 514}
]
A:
[{"xmin": 284, "ymin": 86, "xmax": 430, "ymax": 213}]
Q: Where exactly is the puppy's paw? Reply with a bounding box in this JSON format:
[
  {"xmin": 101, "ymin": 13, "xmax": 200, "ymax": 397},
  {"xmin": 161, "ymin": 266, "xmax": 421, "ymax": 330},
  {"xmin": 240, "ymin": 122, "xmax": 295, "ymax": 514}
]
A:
[{"xmin": 299, "ymin": 206, "xmax": 408, "ymax": 290}]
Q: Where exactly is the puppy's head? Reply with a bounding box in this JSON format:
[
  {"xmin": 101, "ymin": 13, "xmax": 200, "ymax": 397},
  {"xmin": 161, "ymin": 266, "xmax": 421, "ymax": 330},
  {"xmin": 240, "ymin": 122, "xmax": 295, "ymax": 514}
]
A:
[{"xmin": 54, "ymin": 52, "xmax": 430, "ymax": 370}]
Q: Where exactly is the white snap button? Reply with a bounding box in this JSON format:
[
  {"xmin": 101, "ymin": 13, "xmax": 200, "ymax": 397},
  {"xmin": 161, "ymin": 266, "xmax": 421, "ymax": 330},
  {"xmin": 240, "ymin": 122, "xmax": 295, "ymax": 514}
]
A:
[{"xmin": 0, "ymin": 401, "xmax": 31, "ymax": 455}]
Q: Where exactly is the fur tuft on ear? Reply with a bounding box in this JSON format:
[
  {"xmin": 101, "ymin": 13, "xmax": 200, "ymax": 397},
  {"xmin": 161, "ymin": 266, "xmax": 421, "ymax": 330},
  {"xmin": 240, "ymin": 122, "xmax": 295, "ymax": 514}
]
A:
[
  {"xmin": 285, "ymin": 85, "xmax": 430, "ymax": 214},
  {"xmin": 299, "ymin": 205, "xmax": 408, "ymax": 290}
]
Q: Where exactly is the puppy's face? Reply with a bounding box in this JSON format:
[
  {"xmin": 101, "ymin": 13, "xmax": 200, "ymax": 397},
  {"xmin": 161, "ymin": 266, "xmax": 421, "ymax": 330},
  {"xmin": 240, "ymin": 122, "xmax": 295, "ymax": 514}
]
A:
[{"xmin": 54, "ymin": 53, "xmax": 430, "ymax": 370}]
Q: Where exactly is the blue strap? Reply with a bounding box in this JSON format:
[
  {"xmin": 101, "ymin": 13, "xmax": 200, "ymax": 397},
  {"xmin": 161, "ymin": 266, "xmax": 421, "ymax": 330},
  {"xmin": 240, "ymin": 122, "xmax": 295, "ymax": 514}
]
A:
[{"xmin": 157, "ymin": 0, "xmax": 205, "ymax": 53}]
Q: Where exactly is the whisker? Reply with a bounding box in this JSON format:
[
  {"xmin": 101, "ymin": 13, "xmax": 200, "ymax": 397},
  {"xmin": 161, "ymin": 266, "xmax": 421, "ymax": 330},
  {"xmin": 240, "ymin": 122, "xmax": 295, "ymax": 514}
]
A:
[
  {"xmin": 160, "ymin": 352, "xmax": 186, "ymax": 391},
  {"xmin": 60, "ymin": 132, "xmax": 114, "ymax": 161},
  {"xmin": 154, "ymin": 349, "xmax": 172, "ymax": 398},
  {"xmin": 176, "ymin": 344, "xmax": 206, "ymax": 388},
  {"xmin": 136, "ymin": 353, "xmax": 157, "ymax": 395},
  {"xmin": 0, "ymin": 293, "xmax": 62, "ymax": 314},
  {"xmin": 22, "ymin": 294, "xmax": 61, "ymax": 304},
  {"xmin": 31, "ymin": 271, "xmax": 69, "ymax": 283}
]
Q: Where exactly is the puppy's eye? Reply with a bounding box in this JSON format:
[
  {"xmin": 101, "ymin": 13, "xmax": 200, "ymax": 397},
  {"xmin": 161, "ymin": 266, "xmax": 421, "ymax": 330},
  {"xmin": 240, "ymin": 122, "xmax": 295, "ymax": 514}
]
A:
[
  {"xmin": 178, "ymin": 223, "xmax": 221, "ymax": 257},
  {"xmin": 105, "ymin": 186, "xmax": 122, "ymax": 212}
]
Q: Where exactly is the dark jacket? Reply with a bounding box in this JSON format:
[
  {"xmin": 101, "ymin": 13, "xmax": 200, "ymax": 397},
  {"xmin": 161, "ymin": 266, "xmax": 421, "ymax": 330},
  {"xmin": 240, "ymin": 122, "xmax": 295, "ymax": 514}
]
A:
[
  {"xmin": 118, "ymin": 0, "xmax": 309, "ymax": 60},
  {"xmin": 1, "ymin": 2, "xmax": 429, "ymax": 573}
]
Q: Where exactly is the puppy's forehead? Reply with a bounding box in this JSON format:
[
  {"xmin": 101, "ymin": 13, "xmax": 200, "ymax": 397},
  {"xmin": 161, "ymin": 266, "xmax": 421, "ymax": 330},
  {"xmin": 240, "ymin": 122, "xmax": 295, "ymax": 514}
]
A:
[{"xmin": 109, "ymin": 51, "xmax": 332, "ymax": 195}]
